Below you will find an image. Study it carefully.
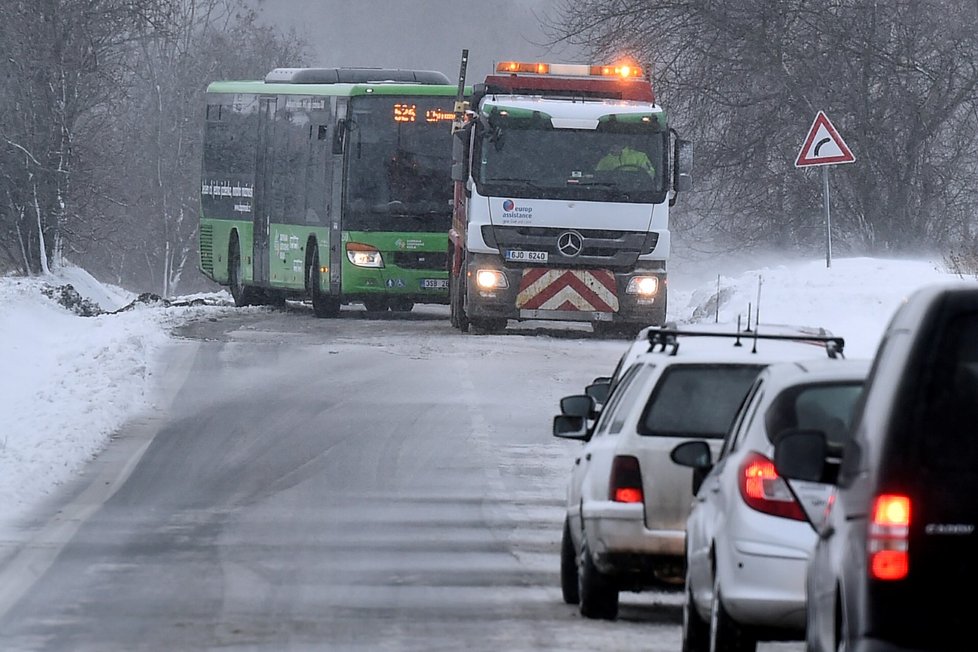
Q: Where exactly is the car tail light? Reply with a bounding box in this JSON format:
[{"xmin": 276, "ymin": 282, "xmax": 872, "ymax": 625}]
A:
[
  {"xmin": 609, "ymin": 455, "xmax": 644, "ymax": 503},
  {"xmin": 868, "ymin": 494, "xmax": 910, "ymax": 581},
  {"xmin": 738, "ymin": 451, "xmax": 806, "ymax": 521}
]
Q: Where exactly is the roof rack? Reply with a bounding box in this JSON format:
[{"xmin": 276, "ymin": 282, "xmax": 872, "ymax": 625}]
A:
[{"xmin": 646, "ymin": 327, "xmax": 845, "ymax": 359}]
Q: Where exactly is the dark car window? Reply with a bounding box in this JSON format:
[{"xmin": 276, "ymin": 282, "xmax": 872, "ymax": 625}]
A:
[
  {"xmin": 765, "ymin": 382, "xmax": 864, "ymax": 449},
  {"xmin": 637, "ymin": 364, "xmax": 764, "ymax": 439},
  {"xmin": 721, "ymin": 379, "xmax": 765, "ymax": 459},
  {"xmin": 593, "ymin": 363, "xmax": 645, "ymax": 437},
  {"xmin": 918, "ymin": 311, "xmax": 978, "ymax": 471}
]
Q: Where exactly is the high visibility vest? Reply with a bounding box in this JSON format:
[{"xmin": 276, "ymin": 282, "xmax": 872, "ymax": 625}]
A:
[{"xmin": 596, "ymin": 147, "xmax": 654, "ymax": 174}]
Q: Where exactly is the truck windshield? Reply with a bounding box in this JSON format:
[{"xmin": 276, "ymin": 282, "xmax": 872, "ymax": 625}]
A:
[
  {"xmin": 475, "ymin": 118, "xmax": 668, "ymax": 204},
  {"xmin": 344, "ymin": 95, "xmax": 455, "ymax": 232}
]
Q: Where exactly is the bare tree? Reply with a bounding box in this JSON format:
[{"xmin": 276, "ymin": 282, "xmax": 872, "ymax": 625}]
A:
[
  {"xmin": 546, "ymin": 0, "xmax": 978, "ymax": 255},
  {"xmin": 0, "ymin": 0, "xmax": 173, "ymax": 275},
  {"xmin": 85, "ymin": 0, "xmax": 309, "ymax": 295}
]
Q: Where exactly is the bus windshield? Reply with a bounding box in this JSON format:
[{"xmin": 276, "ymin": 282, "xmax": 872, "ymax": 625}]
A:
[
  {"xmin": 475, "ymin": 116, "xmax": 668, "ymax": 204},
  {"xmin": 344, "ymin": 95, "xmax": 455, "ymax": 232}
]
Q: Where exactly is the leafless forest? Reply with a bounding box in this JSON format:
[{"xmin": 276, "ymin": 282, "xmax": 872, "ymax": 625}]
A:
[{"xmin": 2, "ymin": 0, "xmax": 977, "ymax": 293}]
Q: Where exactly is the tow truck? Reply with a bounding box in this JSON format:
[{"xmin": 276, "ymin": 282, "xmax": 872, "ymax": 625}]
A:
[{"xmin": 448, "ymin": 59, "xmax": 692, "ymax": 335}]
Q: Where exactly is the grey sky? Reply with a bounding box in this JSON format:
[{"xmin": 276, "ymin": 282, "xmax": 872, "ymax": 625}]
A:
[{"xmin": 252, "ymin": 0, "xmax": 585, "ymax": 81}]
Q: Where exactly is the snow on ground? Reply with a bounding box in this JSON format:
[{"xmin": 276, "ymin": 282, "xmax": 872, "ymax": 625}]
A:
[
  {"xmin": 0, "ymin": 257, "xmax": 972, "ymax": 530},
  {"xmin": 0, "ymin": 266, "xmax": 234, "ymax": 530}
]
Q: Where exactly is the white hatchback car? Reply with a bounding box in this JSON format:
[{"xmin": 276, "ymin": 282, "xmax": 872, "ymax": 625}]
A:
[
  {"xmin": 553, "ymin": 326, "xmax": 845, "ymax": 620},
  {"xmin": 671, "ymin": 358, "xmax": 870, "ymax": 652}
]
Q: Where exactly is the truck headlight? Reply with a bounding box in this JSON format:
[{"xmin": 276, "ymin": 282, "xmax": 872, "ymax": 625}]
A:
[
  {"xmin": 346, "ymin": 242, "xmax": 384, "ymax": 268},
  {"xmin": 626, "ymin": 276, "xmax": 658, "ymax": 296},
  {"xmin": 475, "ymin": 269, "xmax": 509, "ymax": 289}
]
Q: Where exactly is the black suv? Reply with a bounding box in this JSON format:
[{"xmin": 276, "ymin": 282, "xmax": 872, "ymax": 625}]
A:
[{"xmin": 775, "ymin": 283, "xmax": 978, "ymax": 652}]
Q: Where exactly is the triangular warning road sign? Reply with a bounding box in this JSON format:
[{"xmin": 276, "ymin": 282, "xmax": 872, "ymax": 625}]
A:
[{"xmin": 795, "ymin": 111, "xmax": 855, "ymax": 167}]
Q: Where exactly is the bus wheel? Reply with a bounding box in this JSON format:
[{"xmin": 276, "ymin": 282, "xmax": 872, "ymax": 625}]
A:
[
  {"xmin": 229, "ymin": 236, "xmax": 258, "ymax": 307},
  {"xmin": 362, "ymin": 297, "xmax": 390, "ymax": 312},
  {"xmin": 309, "ymin": 250, "xmax": 339, "ymax": 318},
  {"xmin": 389, "ymin": 298, "xmax": 414, "ymax": 312}
]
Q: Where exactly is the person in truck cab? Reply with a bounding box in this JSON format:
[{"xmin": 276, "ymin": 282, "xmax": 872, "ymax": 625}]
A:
[{"xmin": 596, "ymin": 144, "xmax": 655, "ymax": 176}]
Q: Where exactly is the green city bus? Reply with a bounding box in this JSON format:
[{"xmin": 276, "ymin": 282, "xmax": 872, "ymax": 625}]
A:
[{"xmin": 198, "ymin": 67, "xmax": 463, "ymax": 316}]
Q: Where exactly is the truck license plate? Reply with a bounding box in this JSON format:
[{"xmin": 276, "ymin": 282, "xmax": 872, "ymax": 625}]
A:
[{"xmin": 505, "ymin": 249, "xmax": 548, "ymax": 263}]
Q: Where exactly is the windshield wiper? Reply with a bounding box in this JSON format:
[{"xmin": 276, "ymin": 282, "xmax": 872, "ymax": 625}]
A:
[
  {"xmin": 568, "ymin": 179, "xmax": 618, "ymax": 188},
  {"xmin": 487, "ymin": 177, "xmax": 547, "ymax": 190}
]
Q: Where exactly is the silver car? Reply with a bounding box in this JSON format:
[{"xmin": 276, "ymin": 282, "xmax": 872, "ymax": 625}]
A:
[
  {"xmin": 553, "ymin": 326, "xmax": 846, "ymax": 620},
  {"xmin": 671, "ymin": 358, "xmax": 869, "ymax": 651}
]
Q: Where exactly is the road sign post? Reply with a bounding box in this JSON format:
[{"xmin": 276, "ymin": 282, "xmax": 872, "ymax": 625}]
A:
[{"xmin": 795, "ymin": 111, "xmax": 855, "ymax": 268}]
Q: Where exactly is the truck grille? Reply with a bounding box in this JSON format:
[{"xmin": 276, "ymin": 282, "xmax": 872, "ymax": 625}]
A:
[{"xmin": 483, "ymin": 225, "xmax": 659, "ymax": 267}]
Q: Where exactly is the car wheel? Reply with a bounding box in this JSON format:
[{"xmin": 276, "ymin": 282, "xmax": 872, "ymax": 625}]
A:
[
  {"xmin": 578, "ymin": 538, "xmax": 618, "ymax": 620},
  {"xmin": 560, "ymin": 517, "xmax": 580, "ymax": 605},
  {"xmin": 833, "ymin": 587, "xmax": 848, "ymax": 652},
  {"xmin": 709, "ymin": 578, "xmax": 756, "ymax": 652},
  {"xmin": 682, "ymin": 572, "xmax": 709, "ymax": 652}
]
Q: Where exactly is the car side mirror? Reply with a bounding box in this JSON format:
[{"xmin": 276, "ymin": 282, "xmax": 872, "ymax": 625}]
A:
[
  {"xmin": 553, "ymin": 415, "xmax": 589, "ymax": 441},
  {"xmin": 670, "ymin": 440, "xmax": 713, "ymax": 495},
  {"xmin": 559, "ymin": 394, "xmax": 594, "ymax": 419},
  {"xmin": 585, "ymin": 380, "xmax": 611, "ymax": 406}
]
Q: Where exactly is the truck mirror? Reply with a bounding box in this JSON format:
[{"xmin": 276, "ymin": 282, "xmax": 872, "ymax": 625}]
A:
[
  {"xmin": 451, "ymin": 127, "xmax": 470, "ymax": 182},
  {"xmin": 332, "ymin": 119, "xmax": 347, "ymax": 155},
  {"xmin": 674, "ymin": 138, "xmax": 693, "ymax": 192}
]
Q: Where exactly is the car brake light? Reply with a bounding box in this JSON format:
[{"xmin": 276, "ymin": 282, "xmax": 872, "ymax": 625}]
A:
[
  {"xmin": 737, "ymin": 451, "xmax": 806, "ymax": 521},
  {"xmin": 609, "ymin": 455, "xmax": 644, "ymax": 503},
  {"xmin": 868, "ymin": 494, "xmax": 910, "ymax": 580}
]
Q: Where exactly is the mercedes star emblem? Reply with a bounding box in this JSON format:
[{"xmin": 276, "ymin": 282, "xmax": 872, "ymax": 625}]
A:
[{"xmin": 557, "ymin": 231, "xmax": 584, "ymax": 257}]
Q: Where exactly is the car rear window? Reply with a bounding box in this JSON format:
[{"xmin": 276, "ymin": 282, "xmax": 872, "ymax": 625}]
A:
[
  {"xmin": 764, "ymin": 382, "xmax": 864, "ymax": 448},
  {"xmin": 918, "ymin": 311, "xmax": 978, "ymax": 471},
  {"xmin": 637, "ymin": 364, "xmax": 763, "ymax": 438}
]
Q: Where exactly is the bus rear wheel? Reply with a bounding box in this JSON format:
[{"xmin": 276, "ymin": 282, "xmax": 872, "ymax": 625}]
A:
[
  {"xmin": 229, "ymin": 236, "xmax": 258, "ymax": 307},
  {"xmin": 308, "ymin": 249, "xmax": 339, "ymax": 318}
]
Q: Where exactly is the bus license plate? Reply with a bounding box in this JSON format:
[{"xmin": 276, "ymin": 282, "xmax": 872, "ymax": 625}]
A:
[
  {"xmin": 420, "ymin": 279, "xmax": 449, "ymax": 290},
  {"xmin": 505, "ymin": 250, "xmax": 548, "ymax": 263}
]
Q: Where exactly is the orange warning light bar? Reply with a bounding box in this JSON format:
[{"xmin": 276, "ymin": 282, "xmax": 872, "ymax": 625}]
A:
[
  {"xmin": 496, "ymin": 61, "xmax": 643, "ymax": 79},
  {"xmin": 496, "ymin": 61, "xmax": 550, "ymax": 75},
  {"xmin": 590, "ymin": 64, "xmax": 644, "ymax": 78}
]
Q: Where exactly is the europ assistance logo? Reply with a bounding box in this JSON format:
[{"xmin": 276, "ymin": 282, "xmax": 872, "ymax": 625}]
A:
[{"xmin": 500, "ymin": 199, "xmax": 531, "ymax": 222}]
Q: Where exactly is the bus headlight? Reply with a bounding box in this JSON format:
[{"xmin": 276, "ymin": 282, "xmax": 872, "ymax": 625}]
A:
[
  {"xmin": 346, "ymin": 242, "xmax": 384, "ymax": 268},
  {"xmin": 626, "ymin": 276, "xmax": 658, "ymax": 296},
  {"xmin": 475, "ymin": 269, "xmax": 509, "ymax": 289}
]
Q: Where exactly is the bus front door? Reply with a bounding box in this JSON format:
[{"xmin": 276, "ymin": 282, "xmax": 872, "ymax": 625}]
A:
[{"xmin": 253, "ymin": 95, "xmax": 275, "ymax": 287}]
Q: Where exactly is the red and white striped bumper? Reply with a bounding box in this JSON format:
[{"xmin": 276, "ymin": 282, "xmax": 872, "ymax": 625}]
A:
[{"xmin": 516, "ymin": 268, "xmax": 620, "ymax": 313}]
